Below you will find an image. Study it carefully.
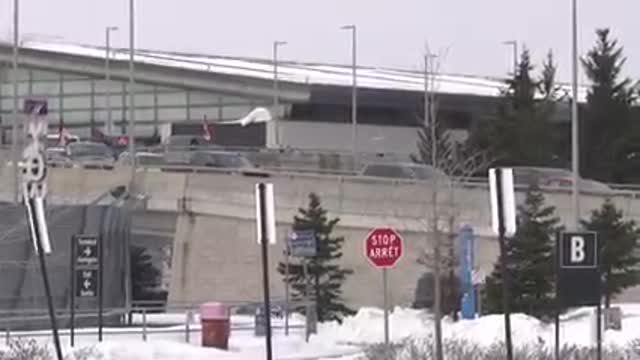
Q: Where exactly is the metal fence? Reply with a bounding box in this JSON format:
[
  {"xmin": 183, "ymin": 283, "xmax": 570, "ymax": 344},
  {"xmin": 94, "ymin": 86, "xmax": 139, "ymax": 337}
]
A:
[{"xmin": 0, "ymin": 300, "xmax": 312, "ymax": 345}]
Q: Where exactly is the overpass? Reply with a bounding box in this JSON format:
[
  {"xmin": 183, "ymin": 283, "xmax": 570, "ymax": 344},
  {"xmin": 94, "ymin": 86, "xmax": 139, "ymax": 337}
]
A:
[{"xmin": 1, "ymin": 166, "xmax": 638, "ymax": 309}]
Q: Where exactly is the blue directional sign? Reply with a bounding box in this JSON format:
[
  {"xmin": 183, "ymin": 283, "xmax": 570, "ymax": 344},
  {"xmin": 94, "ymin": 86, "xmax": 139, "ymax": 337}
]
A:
[
  {"xmin": 288, "ymin": 230, "xmax": 317, "ymax": 258},
  {"xmin": 459, "ymin": 225, "xmax": 476, "ymax": 319}
]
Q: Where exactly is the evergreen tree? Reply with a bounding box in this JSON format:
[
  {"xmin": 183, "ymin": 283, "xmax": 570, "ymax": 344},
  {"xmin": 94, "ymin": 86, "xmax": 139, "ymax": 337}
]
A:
[
  {"xmin": 581, "ymin": 28, "xmax": 635, "ymax": 183},
  {"xmin": 581, "ymin": 200, "xmax": 640, "ymax": 307},
  {"xmin": 468, "ymin": 48, "xmax": 557, "ymax": 167},
  {"xmin": 483, "ymin": 184, "xmax": 561, "ymax": 319},
  {"xmin": 278, "ymin": 193, "xmax": 355, "ymax": 323},
  {"xmin": 131, "ymin": 245, "xmax": 163, "ymax": 303}
]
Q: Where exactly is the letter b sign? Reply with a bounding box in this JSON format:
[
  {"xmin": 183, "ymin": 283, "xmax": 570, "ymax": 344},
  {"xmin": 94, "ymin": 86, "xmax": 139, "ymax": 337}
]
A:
[{"xmin": 561, "ymin": 232, "xmax": 597, "ymax": 268}]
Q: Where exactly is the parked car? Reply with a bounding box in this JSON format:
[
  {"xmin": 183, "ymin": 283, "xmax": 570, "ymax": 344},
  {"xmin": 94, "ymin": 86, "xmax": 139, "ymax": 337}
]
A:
[
  {"xmin": 189, "ymin": 150, "xmax": 269, "ymax": 177},
  {"xmin": 117, "ymin": 151, "xmax": 166, "ymax": 167},
  {"xmin": 359, "ymin": 162, "xmax": 448, "ymax": 181},
  {"xmin": 161, "ymin": 135, "xmax": 219, "ymax": 151},
  {"xmin": 66, "ymin": 141, "xmax": 115, "ymax": 170},
  {"xmin": 510, "ymin": 166, "xmax": 612, "ymax": 192},
  {"xmin": 46, "ymin": 147, "xmax": 76, "ymax": 168},
  {"xmin": 46, "ymin": 133, "xmax": 79, "ymax": 148}
]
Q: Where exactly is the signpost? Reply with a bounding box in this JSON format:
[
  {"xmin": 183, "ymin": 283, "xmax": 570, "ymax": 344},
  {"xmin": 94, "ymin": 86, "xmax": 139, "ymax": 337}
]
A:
[
  {"xmin": 19, "ymin": 98, "xmax": 64, "ymax": 360},
  {"xmin": 255, "ymin": 182, "xmax": 276, "ymax": 360},
  {"xmin": 70, "ymin": 234, "xmax": 103, "ymax": 346},
  {"xmin": 556, "ymin": 232, "xmax": 601, "ymax": 360},
  {"xmin": 489, "ymin": 167, "xmax": 517, "ymax": 360},
  {"xmin": 286, "ymin": 230, "xmax": 318, "ymax": 340},
  {"xmin": 364, "ymin": 227, "xmax": 404, "ymax": 348}
]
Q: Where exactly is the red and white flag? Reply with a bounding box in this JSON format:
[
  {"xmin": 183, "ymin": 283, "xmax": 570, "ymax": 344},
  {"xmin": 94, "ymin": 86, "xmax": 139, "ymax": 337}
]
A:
[
  {"xmin": 57, "ymin": 118, "xmax": 71, "ymax": 146},
  {"xmin": 202, "ymin": 115, "xmax": 214, "ymax": 142}
]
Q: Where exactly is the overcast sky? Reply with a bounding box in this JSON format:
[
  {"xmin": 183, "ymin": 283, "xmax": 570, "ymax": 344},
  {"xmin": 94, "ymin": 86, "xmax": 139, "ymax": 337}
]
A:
[{"xmin": 1, "ymin": 0, "xmax": 638, "ymax": 84}]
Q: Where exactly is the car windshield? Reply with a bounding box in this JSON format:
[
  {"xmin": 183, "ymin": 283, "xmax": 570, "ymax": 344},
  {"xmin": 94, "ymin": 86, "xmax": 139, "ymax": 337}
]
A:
[{"xmin": 69, "ymin": 143, "xmax": 112, "ymax": 158}]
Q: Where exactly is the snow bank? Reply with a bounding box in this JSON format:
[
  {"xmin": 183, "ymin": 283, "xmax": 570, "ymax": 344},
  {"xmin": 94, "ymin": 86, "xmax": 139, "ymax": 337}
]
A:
[
  {"xmin": 313, "ymin": 302, "xmax": 640, "ymax": 350},
  {"xmin": 6, "ymin": 303, "xmax": 640, "ymax": 359}
]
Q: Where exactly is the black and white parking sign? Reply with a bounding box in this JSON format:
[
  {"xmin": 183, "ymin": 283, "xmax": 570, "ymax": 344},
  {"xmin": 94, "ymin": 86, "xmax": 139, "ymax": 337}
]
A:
[
  {"xmin": 557, "ymin": 232, "xmax": 600, "ymax": 307},
  {"xmin": 560, "ymin": 232, "xmax": 598, "ymax": 268}
]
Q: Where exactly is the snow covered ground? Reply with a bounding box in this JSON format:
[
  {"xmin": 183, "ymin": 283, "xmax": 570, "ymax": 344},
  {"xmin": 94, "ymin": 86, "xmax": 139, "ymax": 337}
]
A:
[{"xmin": 3, "ymin": 303, "xmax": 640, "ymax": 359}]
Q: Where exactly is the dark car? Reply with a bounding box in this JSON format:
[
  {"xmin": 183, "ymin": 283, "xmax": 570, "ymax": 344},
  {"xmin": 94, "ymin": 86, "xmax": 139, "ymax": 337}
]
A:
[
  {"xmin": 189, "ymin": 150, "xmax": 269, "ymax": 177},
  {"xmin": 66, "ymin": 141, "xmax": 115, "ymax": 170},
  {"xmin": 359, "ymin": 162, "xmax": 448, "ymax": 182}
]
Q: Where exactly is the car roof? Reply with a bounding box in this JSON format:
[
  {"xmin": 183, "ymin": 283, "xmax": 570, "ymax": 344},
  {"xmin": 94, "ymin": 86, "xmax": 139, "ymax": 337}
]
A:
[
  {"xmin": 193, "ymin": 150, "xmax": 243, "ymax": 156},
  {"xmin": 363, "ymin": 162, "xmax": 435, "ymax": 168},
  {"xmin": 69, "ymin": 141, "xmax": 107, "ymax": 146},
  {"xmin": 120, "ymin": 151, "xmax": 162, "ymax": 156}
]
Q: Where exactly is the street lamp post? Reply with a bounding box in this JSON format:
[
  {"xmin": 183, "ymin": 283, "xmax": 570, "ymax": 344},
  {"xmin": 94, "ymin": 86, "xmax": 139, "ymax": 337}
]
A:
[
  {"xmin": 128, "ymin": 0, "xmax": 136, "ymax": 181},
  {"xmin": 340, "ymin": 25, "xmax": 358, "ymax": 169},
  {"xmin": 272, "ymin": 41, "xmax": 287, "ymax": 148},
  {"xmin": 124, "ymin": 0, "xmax": 136, "ymax": 318},
  {"xmin": 502, "ymin": 40, "xmax": 518, "ymax": 75},
  {"xmin": 12, "ymin": 0, "xmax": 19, "ymax": 204},
  {"xmin": 104, "ymin": 26, "xmax": 118, "ymax": 136},
  {"xmin": 571, "ymin": 0, "xmax": 579, "ymax": 230},
  {"xmin": 105, "ymin": 26, "xmax": 119, "ymax": 137}
]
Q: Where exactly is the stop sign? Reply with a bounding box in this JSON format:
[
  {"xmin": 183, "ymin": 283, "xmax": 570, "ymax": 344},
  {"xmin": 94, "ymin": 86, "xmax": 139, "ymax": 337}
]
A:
[{"xmin": 365, "ymin": 227, "xmax": 404, "ymax": 268}]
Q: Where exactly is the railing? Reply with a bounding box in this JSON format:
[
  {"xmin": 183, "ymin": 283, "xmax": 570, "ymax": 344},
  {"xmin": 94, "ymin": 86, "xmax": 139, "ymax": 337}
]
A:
[{"xmin": 0, "ymin": 299, "xmax": 313, "ymax": 345}]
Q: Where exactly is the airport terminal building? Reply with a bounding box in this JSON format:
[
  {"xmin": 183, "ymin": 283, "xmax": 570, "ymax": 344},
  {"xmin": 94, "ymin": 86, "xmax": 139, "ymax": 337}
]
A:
[{"xmin": 0, "ymin": 41, "xmax": 583, "ymax": 155}]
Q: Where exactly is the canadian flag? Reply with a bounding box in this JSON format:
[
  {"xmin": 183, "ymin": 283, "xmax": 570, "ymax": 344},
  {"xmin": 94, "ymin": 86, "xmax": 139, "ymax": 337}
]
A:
[{"xmin": 202, "ymin": 115, "xmax": 214, "ymax": 142}]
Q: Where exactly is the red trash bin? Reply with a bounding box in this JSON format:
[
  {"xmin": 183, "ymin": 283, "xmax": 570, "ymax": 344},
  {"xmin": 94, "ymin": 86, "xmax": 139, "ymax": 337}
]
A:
[{"xmin": 200, "ymin": 302, "xmax": 231, "ymax": 349}]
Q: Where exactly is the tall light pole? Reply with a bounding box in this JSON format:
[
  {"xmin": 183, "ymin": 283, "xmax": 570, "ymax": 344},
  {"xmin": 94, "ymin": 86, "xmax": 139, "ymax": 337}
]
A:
[
  {"xmin": 340, "ymin": 25, "xmax": 357, "ymax": 169},
  {"xmin": 571, "ymin": 0, "xmax": 580, "ymax": 230},
  {"xmin": 124, "ymin": 0, "xmax": 136, "ymax": 319},
  {"xmin": 272, "ymin": 41, "xmax": 287, "ymax": 148},
  {"xmin": 128, "ymin": 0, "xmax": 136, "ymax": 182},
  {"xmin": 105, "ymin": 26, "xmax": 119, "ymax": 136},
  {"xmin": 502, "ymin": 40, "xmax": 518, "ymax": 75},
  {"xmin": 12, "ymin": 0, "xmax": 19, "ymax": 204}
]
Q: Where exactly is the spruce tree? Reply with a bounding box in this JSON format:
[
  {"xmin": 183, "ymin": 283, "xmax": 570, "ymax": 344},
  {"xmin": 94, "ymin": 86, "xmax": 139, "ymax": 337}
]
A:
[
  {"xmin": 468, "ymin": 48, "xmax": 557, "ymax": 167},
  {"xmin": 581, "ymin": 200, "xmax": 640, "ymax": 307},
  {"xmin": 483, "ymin": 184, "xmax": 561, "ymax": 319},
  {"xmin": 277, "ymin": 193, "xmax": 355, "ymax": 323},
  {"xmin": 581, "ymin": 28, "xmax": 634, "ymax": 183}
]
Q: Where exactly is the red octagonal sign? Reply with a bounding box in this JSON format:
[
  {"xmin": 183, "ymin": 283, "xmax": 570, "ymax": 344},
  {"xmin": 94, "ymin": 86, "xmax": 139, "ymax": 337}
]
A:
[{"xmin": 365, "ymin": 227, "xmax": 404, "ymax": 269}]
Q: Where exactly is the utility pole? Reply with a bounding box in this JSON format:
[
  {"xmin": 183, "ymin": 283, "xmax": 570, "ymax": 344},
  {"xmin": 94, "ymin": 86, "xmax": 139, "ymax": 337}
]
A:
[
  {"xmin": 571, "ymin": 0, "xmax": 580, "ymax": 230},
  {"xmin": 425, "ymin": 52, "xmax": 443, "ymax": 360},
  {"xmin": 12, "ymin": 0, "xmax": 20, "ymax": 204},
  {"xmin": 272, "ymin": 41, "xmax": 287, "ymax": 148},
  {"xmin": 340, "ymin": 25, "xmax": 358, "ymax": 170},
  {"xmin": 502, "ymin": 40, "xmax": 518, "ymax": 75},
  {"xmin": 128, "ymin": 0, "xmax": 136, "ymax": 186},
  {"xmin": 105, "ymin": 26, "xmax": 119, "ymax": 136}
]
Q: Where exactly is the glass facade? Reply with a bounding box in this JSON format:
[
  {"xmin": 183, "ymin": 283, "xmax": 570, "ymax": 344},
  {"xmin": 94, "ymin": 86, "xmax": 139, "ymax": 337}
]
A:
[{"xmin": 0, "ymin": 65, "xmax": 272, "ymax": 142}]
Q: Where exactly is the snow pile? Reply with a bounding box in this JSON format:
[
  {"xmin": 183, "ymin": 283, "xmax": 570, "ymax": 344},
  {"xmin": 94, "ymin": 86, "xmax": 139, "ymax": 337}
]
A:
[
  {"xmin": 316, "ymin": 307, "xmax": 431, "ymax": 345},
  {"xmin": 314, "ymin": 303, "xmax": 640, "ymax": 351},
  {"xmin": 6, "ymin": 303, "xmax": 640, "ymax": 359}
]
